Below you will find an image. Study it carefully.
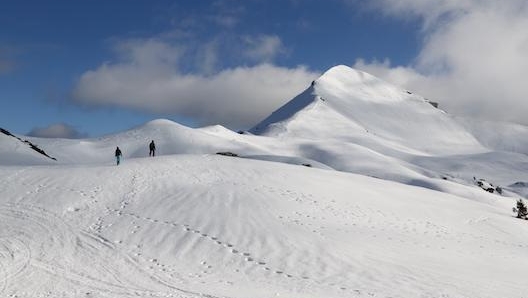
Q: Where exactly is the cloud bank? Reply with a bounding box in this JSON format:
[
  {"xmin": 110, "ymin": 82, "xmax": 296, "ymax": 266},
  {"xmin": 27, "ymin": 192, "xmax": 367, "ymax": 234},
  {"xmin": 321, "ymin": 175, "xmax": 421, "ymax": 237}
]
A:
[
  {"xmin": 71, "ymin": 0, "xmax": 528, "ymax": 129},
  {"xmin": 72, "ymin": 37, "xmax": 318, "ymax": 129},
  {"xmin": 28, "ymin": 123, "xmax": 88, "ymax": 139},
  {"xmin": 353, "ymin": 0, "xmax": 528, "ymax": 125}
]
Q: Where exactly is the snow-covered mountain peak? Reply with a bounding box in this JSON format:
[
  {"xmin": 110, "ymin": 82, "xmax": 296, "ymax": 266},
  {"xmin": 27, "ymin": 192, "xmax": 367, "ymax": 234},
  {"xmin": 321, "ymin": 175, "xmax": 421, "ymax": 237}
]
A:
[
  {"xmin": 314, "ymin": 64, "xmax": 412, "ymax": 104},
  {"xmin": 250, "ymin": 64, "xmax": 430, "ymax": 137},
  {"xmin": 143, "ymin": 118, "xmax": 184, "ymax": 128},
  {"xmin": 251, "ymin": 65, "xmax": 483, "ymax": 154}
]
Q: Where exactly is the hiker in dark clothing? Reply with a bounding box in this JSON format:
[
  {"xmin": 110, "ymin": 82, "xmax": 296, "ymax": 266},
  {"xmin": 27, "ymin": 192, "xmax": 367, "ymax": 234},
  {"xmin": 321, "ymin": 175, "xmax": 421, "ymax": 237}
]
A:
[
  {"xmin": 115, "ymin": 146, "xmax": 122, "ymax": 165},
  {"xmin": 149, "ymin": 140, "xmax": 156, "ymax": 157}
]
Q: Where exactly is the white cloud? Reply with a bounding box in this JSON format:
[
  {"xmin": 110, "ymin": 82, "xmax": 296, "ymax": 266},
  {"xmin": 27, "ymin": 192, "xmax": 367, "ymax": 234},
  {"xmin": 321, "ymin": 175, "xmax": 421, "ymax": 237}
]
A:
[
  {"xmin": 28, "ymin": 123, "xmax": 87, "ymax": 139},
  {"xmin": 242, "ymin": 35, "xmax": 286, "ymax": 63},
  {"xmin": 359, "ymin": 0, "xmax": 474, "ymax": 28},
  {"xmin": 211, "ymin": 15, "xmax": 239, "ymax": 28},
  {"xmin": 354, "ymin": 59, "xmax": 426, "ymax": 88},
  {"xmin": 111, "ymin": 38, "xmax": 183, "ymax": 74},
  {"xmin": 195, "ymin": 40, "xmax": 219, "ymax": 75},
  {"xmin": 72, "ymin": 38, "xmax": 318, "ymax": 129},
  {"xmin": 353, "ymin": 0, "xmax": 528, "ymax": 125}
]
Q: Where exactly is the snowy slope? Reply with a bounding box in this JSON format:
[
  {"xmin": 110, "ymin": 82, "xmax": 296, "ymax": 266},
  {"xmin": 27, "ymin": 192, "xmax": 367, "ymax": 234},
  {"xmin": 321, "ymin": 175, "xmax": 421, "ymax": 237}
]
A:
[
  {"xmin": 2, "ymin": 65, "xmax": 528, "ymax": 297},
  {"xmin": 249, "ymin": 66, "xmax": 528, "ymax": 195},
  {"xmin": 1, "ymin": 155, "xmax": 527, "ymax": 298},
  {"xmin": 0, "ymin": 132, "xmax": 55, "ymax": 166}
]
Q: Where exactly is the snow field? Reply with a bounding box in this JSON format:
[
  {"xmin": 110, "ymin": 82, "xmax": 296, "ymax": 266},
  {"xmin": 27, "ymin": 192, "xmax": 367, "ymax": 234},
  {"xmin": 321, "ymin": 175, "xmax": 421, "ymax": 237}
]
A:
[{"xmin": 1, "ymin": 155, "xmax": 527, "ymax": 297}]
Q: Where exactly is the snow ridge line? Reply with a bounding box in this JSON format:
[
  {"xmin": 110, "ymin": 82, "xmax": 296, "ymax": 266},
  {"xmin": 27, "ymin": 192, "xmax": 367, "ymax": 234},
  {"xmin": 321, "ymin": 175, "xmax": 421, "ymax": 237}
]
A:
[{"xmin": 0, "ymin": 128, "xmax": 57, "ymax": 161}]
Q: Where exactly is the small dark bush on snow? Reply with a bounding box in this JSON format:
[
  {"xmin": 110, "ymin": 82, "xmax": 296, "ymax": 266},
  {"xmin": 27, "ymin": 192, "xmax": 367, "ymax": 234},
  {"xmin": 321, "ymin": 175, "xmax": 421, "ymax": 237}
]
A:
[{"xmin": 513, "ymin": 199, "xmax": 528, "ymax": 220}]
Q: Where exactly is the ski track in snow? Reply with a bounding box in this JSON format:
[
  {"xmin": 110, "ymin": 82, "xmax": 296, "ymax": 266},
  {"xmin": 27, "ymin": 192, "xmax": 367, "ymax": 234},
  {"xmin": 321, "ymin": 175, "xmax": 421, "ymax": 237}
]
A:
[
  {"xmin": 104, "ymin": 208, "xmax": 376, "ymax": 296},
  {"xmin": 77, "ymin": 163, "xmax": 382, "ymax": 297},
  {"xmin": 0, "ymin": 202, "xmax": 218, "ymax": 298},
  {"xmin": 91, "ymin": 165, "xmax": 355, "ymax": 296}
]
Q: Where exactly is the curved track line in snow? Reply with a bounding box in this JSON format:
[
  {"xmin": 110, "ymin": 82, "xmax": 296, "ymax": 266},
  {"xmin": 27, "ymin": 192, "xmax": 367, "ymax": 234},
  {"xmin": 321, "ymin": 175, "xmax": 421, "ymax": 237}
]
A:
[
  {"xmin": 0, "ymin": 203, "xmax": 215, "ymax": 298},
  {"xmin": 0, "ymin": 203, "xmax": 132, "ymax": 295},
  {"xmin": 0, "ymin": 238, "xmax": 31, "ymax": 296}
]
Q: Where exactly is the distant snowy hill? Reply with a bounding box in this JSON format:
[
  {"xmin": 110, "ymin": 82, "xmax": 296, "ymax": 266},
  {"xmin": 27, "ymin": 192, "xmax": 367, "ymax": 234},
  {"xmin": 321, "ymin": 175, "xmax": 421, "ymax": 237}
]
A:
[
  {"xmin": 0, "ymin": 119, "xmax": 265, "ymax": 165},
  {"xmin": 2, "ymin": 65, "xmax": 528, "ymax": 298},
  {"xmin": 0, "ymin": 128, "xmax": 56, "ymax": 165}
]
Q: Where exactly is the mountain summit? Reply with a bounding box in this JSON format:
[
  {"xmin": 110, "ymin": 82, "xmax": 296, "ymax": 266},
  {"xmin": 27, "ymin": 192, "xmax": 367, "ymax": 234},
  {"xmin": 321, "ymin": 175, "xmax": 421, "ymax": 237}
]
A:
[{"xmin": 251, "ymin": 65, "xmax": 483, "ymax": 154}]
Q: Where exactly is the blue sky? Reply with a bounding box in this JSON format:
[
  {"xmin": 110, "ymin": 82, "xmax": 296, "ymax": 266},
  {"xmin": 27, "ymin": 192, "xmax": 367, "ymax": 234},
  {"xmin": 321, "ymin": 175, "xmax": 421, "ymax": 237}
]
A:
[{"xmin": 2, "ymin": 0, "xmax": 528, "ymax": 138}]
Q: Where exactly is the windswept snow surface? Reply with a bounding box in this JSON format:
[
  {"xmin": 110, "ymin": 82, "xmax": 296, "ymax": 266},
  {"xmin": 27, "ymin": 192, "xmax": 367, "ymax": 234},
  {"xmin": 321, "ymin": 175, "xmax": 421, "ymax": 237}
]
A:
[
  {"xmin": 1, "ymin": 153, "xmax": 528, "ymax": 298},
  {"xmin": 2, "ymin": 65, "xmax": 528, "ymax": 297},
  {"xmin": 1, "ymin": 156, "xmax": 528, "ymax": 298}
]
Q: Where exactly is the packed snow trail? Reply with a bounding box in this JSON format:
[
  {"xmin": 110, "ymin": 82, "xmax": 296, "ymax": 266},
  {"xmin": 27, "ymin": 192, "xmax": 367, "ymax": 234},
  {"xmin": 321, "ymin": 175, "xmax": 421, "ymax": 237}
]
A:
[{"xmin": 1, "ymin": 155, "xmax": 527, "ymax": 298}]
